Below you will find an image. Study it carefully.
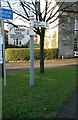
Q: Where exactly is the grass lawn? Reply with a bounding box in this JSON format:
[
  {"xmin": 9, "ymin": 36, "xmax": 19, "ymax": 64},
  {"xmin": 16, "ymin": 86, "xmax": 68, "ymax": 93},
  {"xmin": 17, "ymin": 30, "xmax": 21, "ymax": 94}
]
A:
[{"xmin": 2, "ymin": 68, "xmax": 76, "ymax": 118}]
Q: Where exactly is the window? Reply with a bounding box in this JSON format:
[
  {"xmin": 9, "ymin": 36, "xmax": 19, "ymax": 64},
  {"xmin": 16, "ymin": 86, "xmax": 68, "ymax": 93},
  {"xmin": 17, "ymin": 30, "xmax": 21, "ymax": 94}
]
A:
[
  {"xmin": 16, "ymin": 39, "xmax": 18, "ymax": 45},
  {"xmin": 14, "ymin": 39, "xmax": 15, "ymax": 45},
  {"xmin": 73, "ymin": 39, "xmax": 78, "ymax": 51},
  {"xmin": 19, "ymin": 40, "xmax": 21, "ymax": 45},
  {"xmin": 74, "ymin": 18, "xmax": 78, "ymax": 31}
]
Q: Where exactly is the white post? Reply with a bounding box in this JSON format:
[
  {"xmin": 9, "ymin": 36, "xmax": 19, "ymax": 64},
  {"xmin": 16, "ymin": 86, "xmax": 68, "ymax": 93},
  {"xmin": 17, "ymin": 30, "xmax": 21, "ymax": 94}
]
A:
[
  {"xmin": 1, "ymin": 20, "xmax": 6, "ymax": 86},
  {"xmin": 29, "ymin": 10, "xmax": 34, "ymax": 86}
]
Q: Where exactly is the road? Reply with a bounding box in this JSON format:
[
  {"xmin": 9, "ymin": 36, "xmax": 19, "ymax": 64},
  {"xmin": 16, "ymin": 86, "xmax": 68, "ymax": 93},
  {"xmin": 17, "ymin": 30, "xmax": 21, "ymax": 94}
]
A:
[{"xmin": 0, "ymin": 58, "xmax": 78, "ymax": 73}]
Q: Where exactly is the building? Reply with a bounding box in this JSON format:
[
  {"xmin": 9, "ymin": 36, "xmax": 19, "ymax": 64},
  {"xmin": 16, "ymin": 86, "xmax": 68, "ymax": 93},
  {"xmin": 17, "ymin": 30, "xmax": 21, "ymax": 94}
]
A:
[
  {"xmin": 7, "ymin": 2, "xmax": 78, "ymax": 58},
  {"xmin": 44, "ymin": 2, "xmax": 78, "ymax": 58},
  {"xmin": 7, "ymin": 16, "xmax": 30, "ymax": 46},
  {"xmin": 8, "ymin": 16, "xmax": 40, "ymax": 47},
  {"xmin": 8, "ymin": 25, "xmax": 30, "ymax": 46},
  {"xmin": 58, "ymin": 3, "xmax": 78, "ymax": 58},
  {"xmin": 44, "ymin": 28, "xmax": 58, "ymax": 49}
]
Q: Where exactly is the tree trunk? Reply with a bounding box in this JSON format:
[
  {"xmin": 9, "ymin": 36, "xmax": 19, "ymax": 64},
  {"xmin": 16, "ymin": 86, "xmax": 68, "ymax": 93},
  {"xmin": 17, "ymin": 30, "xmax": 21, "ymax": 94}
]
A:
[{"xmin": 40, "ymin": 30, "xmax": 45, "ymax": 73}]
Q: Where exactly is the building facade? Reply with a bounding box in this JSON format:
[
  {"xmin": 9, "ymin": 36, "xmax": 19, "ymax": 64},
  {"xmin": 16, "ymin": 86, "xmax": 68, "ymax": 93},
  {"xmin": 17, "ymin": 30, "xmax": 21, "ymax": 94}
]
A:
[
  {"xmin": 58, "ymin": 15, "xmax": 75, "ymax": 58},
  {"xmin": 7, "ymin": 2, "xmax": 78, "ymax": 58},
  {"xmin": 58, "ymin": 2, "xmax": 78, "ymax": 58},
  {"xmin": 8, "ymin": 25, "xmax": 30, "ymax": 46}
]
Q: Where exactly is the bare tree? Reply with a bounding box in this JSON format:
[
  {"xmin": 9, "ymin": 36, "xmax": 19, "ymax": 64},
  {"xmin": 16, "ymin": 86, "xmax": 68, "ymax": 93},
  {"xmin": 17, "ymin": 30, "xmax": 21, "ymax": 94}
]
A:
[{"xmin": 3, "ymin": 0, "xmax": 78, "ymax": 73}]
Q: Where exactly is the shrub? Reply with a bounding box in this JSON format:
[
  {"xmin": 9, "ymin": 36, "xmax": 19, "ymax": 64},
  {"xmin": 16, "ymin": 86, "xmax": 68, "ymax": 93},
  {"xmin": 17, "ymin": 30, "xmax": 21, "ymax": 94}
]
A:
[
  {"xmin": 5, "ymin": 48, "xmax": 30, "ymax": 61},
  {"xmin": 34, "ymin": 48, "xmax": 40, "ymax": 60},
  {"xmin": 44, "ymin": 48, "xmax": 58, "ymax": 60},
  {"xmin": 5, "ymin": 48, "xmax": 58, "ymax": 62}
]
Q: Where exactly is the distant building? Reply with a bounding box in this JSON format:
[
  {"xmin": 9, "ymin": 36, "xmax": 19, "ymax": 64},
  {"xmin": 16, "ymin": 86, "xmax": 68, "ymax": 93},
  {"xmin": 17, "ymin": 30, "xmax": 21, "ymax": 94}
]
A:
[
  {"xmin": 8, "ymin": 16, "xmax": 40, "ymax": 47},
  {"xmin": 8, "ymin": 25, "xmax": 30, "ymax": 46},
  {"xmin": 44, "ymin": 28, "xmax": 58, "ymax": 49},
  {"xmin": 7, "ymin": 16, "xmax": 30, "ymax": 46}
]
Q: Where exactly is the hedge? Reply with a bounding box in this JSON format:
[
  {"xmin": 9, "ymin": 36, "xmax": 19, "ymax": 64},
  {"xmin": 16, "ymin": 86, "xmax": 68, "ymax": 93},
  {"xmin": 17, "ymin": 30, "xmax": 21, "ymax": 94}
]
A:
[{"xmin": 5, "ymin": 48, "xmax": 58, "ymax": 61}]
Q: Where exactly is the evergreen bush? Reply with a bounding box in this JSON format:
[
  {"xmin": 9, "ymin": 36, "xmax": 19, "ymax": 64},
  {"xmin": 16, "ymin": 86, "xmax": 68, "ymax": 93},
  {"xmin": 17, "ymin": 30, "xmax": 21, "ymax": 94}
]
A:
[{"xmin": 5, "ymin": 48, "xmax": 58, "ymax": 62}]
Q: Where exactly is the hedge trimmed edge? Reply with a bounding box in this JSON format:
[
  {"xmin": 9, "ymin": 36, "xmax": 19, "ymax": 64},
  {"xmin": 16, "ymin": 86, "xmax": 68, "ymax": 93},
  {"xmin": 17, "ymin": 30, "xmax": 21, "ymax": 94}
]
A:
[{"xmin": 5, "ymin": 48, "xmax": 58, "ymax": 62}]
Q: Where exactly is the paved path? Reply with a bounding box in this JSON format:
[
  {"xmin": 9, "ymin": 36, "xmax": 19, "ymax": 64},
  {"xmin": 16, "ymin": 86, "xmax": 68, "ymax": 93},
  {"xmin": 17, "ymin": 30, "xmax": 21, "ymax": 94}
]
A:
[
  {"xmin": 55, "ymin": 88, "xmax": 77, "ymax": 119},
  {"xmin": 6, "ymin": 58, "xmax": 78, "ymax": 70}
]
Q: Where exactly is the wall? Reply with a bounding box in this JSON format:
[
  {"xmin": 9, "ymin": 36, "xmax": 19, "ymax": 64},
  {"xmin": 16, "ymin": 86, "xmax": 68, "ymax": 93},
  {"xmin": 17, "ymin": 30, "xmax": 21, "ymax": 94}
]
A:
[{"xmin": 58, "ymin": 14, "xmax": 78, "ymax": 58}]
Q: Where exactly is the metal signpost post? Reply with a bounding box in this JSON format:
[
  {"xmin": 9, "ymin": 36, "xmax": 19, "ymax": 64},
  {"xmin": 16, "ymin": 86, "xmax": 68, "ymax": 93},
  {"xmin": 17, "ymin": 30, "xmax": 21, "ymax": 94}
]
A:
[
  {"xmin": 0, "ymin": 7, "xmax": 13, "ymax": 86},
  {"xmin": 0, "ymin": 36, "xmax": 3, "ymax": 63},
  {"xmin": 1, "ymin": 20, "xmax": 6, "ymax": 86},
  {"xmin": 29, "ymin": 8, "xmax": 49, "ymax": 86},
  {"xmin": 29, "ymin": 10, "xmax": 34, "ymax": 86}
]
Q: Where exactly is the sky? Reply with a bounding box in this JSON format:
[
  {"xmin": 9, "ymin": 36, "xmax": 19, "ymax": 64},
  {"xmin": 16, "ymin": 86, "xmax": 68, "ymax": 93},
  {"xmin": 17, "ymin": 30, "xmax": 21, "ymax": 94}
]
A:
[
  {"xmin": 0, "ymin": 0, "xmax": 52, "ymax": 28},
  {"xmin": 1, "ymin": 0, "xmax": 59, "ymax": 30},
  {"xmin": 1, "ymin": 0, "xmax": 55, "ymax": 14}
]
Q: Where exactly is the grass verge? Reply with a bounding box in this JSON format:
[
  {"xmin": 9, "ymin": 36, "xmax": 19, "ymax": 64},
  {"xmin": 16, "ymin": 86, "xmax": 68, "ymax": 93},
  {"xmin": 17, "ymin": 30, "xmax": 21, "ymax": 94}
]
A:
[{"xmin": 2, "ymin": 68, "xmax": 76, "ymax": 118}]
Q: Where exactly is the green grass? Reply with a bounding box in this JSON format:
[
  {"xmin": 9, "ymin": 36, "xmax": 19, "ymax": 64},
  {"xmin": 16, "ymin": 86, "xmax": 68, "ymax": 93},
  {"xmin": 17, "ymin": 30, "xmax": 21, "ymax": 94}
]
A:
[{"xmin": 2, "ymin": 68, "xmax": 76, "ymax": 118}]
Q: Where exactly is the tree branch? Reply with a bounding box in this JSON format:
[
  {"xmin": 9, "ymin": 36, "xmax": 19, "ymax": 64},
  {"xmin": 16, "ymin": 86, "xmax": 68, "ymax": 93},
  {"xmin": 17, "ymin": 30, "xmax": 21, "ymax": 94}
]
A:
[{"xmin": 19, "ymin": 0, "xmax": 29, "ymax": 18}]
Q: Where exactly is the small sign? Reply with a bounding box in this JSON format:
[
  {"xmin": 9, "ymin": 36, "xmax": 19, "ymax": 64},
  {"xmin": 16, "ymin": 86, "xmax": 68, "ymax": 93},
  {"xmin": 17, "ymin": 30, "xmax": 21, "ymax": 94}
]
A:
[
  {"xmin": 34, "ymin": 44, "xmax": 40, "ymax": 48},
  {"xmin": 34, "ymin": 21, "xmax": 49, "ymax": 28},
  {"xmin": 10, "ymin": 34, "xmax": 24, "ymax": 40},
  {"xmin": 0, "ymin": 8, "xmax": 13, "ymax": 20}
]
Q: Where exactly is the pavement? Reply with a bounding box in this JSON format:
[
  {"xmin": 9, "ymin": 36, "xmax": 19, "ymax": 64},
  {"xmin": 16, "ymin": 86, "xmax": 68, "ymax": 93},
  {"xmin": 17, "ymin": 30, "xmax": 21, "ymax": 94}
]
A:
[
  {"xmin": 6, "ymin": 58, "xmax": 78, "ymax": 70},
  {"xmin": 0, "ymin": 58, "xmax": 78, "ymax": 119},
  {"xmin": 55, "ymin": 88, "xmax": 77, "ymax": 119}
]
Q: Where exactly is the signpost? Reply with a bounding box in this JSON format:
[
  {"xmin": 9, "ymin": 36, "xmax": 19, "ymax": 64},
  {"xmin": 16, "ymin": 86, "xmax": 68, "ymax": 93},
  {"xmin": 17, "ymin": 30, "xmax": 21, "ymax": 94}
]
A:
[
  {"xmin": 10, "ymin": 34, "xmax": 24, "ymax": 39},
  {"xmin": 0, "ymin": 8, "xmax": 13, "ymax": 20},
  {"xmin": 0, "ymin": 8, "xmax": 13, "ymax": 86},
  {"xmin": 0, "ymin": 36, "xmax": 3, "ymax": 64},
  {"xmin": 34, "ymin": 21, "xmax": 49, "ymax": 28},
  {"xmin": 29, "ymin": 8, "xmax": 49, "ymax": 86},
  {"xmin": 1, "ymin": 20, "xmax": 7, "ymax": 86},
  {"xmin": 29, "ymin": 10, "xmax": 35, "ymax": 86}
]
